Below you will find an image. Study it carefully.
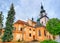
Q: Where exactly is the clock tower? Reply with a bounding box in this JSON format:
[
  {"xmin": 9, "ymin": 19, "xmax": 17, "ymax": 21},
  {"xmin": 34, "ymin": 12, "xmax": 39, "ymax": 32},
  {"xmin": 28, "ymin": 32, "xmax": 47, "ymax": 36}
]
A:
[{"xmin": 39, "ymin": 3, "xmax": 49, "ymax": 26}]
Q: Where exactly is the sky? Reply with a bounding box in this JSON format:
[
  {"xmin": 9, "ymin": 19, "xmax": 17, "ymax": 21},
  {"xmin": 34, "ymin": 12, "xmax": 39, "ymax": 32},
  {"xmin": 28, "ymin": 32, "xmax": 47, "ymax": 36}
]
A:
[{"xmin": 0, "ymin": 0, "xmax": 60, "ymax": 27}]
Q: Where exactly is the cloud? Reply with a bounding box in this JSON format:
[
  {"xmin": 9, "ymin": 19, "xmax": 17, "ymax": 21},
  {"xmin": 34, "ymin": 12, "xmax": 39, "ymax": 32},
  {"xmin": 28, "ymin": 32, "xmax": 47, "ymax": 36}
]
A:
[
  {"xmin": 14, "ymin": 0, "xmax": 41, "ymax": 21},
  {"xmin": 0, "ymin": 0, "xmax": 60, "ymax": 27},
  {"xmin": 44, "ymin": 0, "xmax": 60, "ymax": 19}
]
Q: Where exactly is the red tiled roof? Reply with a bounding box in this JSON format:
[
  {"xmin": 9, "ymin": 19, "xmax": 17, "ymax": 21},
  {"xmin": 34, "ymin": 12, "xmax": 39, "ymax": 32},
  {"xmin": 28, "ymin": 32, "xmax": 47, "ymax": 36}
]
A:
[
  {"xmin": 14, "ymin": 20, "xmax": 27, "ymax": 25},
  {"xmin": 14, "ymin": 20, "xmax": 36, "ymax": 26}
]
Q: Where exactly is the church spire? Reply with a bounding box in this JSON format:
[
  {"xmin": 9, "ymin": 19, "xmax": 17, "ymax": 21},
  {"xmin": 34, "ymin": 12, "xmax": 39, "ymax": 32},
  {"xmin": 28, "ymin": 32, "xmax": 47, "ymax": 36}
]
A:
[
  {"xmin": 40, "ymin": 3, "xmax": 45, "ymax": 13},
  {"xmin": 39, "ymin": 3, "xmax": 49, "ymax": 26},
  {"xmin": 41, "ymin": 3, "xmax": 43, "ymax": 9}
]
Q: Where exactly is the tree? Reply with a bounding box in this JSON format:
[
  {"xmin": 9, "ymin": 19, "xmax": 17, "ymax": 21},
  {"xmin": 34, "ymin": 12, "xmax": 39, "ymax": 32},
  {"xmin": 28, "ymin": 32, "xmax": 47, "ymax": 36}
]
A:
[
  {"xmin": 46, "ymin": 18, "xmax": 60, "ymax": 35},
  {"xmin": 0, "ymin": 12, "xmax": 3, "ymax": 29},
  {"xmin": 40, "ymin": 40, "xmax": 58, "ymax": 43},
  {"xmin": 2, "ymin": 3, "xmax": 15, "ymax": 42},
  {"xmin": 0, "ymin": 12, "xmax": 3, "ymax": 36}
]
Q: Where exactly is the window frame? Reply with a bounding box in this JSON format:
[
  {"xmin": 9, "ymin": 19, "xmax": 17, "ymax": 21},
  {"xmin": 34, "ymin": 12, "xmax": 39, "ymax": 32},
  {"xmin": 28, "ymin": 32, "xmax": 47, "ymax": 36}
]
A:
[
  {"xmin": 29, "ymin": 33, "xmax": 31, "ymax": 37},
  {"xmin": 38, "ymin": 30, "xmax": 41, "ymax": 36}
]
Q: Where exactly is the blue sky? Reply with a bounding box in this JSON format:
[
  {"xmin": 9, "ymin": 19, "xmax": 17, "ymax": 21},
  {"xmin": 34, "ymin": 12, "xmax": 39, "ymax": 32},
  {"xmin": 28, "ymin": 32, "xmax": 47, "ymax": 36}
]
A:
[{"xmin": 0, "ymin": 0, "xmax": 60, "ymax": 27}]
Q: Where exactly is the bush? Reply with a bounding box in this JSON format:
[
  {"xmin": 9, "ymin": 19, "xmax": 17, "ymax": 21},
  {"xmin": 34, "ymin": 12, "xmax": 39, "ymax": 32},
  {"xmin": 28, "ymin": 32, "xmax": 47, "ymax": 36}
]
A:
[{"xmin": 40, "ymin": 40, "xmax": 58, "ymax": 43}]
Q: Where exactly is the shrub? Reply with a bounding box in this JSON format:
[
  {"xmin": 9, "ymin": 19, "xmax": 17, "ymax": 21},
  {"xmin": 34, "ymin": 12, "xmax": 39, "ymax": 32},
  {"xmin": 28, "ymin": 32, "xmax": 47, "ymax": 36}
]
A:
[{"xmin": 40, "ymin": 40, "xmax": 58, "ymax": 43}]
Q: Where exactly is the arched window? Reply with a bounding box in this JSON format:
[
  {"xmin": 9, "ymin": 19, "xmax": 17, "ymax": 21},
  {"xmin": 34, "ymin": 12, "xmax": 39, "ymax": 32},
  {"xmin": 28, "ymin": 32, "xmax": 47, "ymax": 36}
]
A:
[
  {"xmin": 38, "ymin": 30, "xmax": 41, "ymax": 36},
  {"xmin": 53, "ymin": 36, "xmax": 55, "ymax": 39},
  {"xmin": 33, "ymin": 29, "xmax": 35, "ymax": 31},
  {"xmin": 29, "ymin": 28, "xmax": 31, "ymax": 31},
  {"xmin": 42, "ymin": 21, "xmax": 43, "ymax": 24},
  {"xmin": 20, "ymin": 28, "xmax": 22, "ymax": 31},
  {"xmin": 44, "ymin": 30, "xmax": 46, "ymax": 36},
  {"xmin": 29, "ymin": 33, "xmax": 31, "ymax": 37},
  {"xmin": 49, "ymin": 35, "xmax": 51, "ymax": 40}
]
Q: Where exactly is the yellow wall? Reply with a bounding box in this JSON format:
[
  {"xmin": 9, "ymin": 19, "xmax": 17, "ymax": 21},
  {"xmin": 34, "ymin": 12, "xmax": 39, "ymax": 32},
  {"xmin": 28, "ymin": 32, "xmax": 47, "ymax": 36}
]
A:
[
  {"xmin": 13, "ymin": 23, "xmax": 54, "ymax": 41},
  {"xmin": 1, "ymin": 21, "xmax": 54, "ymax": 41}
]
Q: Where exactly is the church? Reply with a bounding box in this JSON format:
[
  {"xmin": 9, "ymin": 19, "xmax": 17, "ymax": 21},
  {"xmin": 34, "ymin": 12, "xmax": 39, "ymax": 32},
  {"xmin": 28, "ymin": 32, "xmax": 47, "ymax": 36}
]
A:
[{"xmin": 1, "ymin": 4, "xmax": 54, "ymax": 41}]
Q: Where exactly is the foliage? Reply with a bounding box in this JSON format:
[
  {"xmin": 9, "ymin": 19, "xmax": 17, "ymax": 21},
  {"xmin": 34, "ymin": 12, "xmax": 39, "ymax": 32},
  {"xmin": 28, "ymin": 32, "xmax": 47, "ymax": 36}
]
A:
[
  {"xmin": 40, "ymin": 40, "xmax": 58, "ymax": 43},
  {"xmin": 2, "ymin": 3, "xmax": 15, "ymax": 42},
  {"xmin": 46, "ymin": 18, "xmax": 60, "ymax": 35},
  {"xmin": 0, "ymin": 12, "xmax": 3, "ymax": 29}
]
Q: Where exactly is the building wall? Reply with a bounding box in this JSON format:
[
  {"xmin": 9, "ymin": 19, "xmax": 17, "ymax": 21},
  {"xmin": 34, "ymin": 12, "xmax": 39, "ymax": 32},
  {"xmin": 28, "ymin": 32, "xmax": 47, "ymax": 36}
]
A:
[
  {"xmin": 13, "ymin": 23, "xmax": 54, "ymax": 41},
  {"xmin": 23, "ymin": 26, "xmax": 36, "ymax": 41},
  {"xmin": 27, "ymin": 19, "xmax": 36, "ymax": 27},
  {"xmin": 36, "ymin": 27, "xmax": 47, "ymax": 41},
  {"xmin": 13, "ymin": 23, "xmax": 24, "ymax": 41},
  {"xmin": 40, "ymin": 17, "xmax": 48, "ymax": 26},
  {"xmin": 1, "ymin": 22, "xmax": 54, "ymax": 41},
  {"xmin": 13, "ymin": 32, "xmax": 23, "ymax": 41}
]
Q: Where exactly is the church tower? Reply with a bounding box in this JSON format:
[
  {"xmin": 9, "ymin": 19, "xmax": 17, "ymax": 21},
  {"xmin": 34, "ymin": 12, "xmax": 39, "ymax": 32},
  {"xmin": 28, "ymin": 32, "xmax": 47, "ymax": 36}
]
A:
[{"xmin": 39, "ymin": 3, "xmax": 49, "ymax": 26}]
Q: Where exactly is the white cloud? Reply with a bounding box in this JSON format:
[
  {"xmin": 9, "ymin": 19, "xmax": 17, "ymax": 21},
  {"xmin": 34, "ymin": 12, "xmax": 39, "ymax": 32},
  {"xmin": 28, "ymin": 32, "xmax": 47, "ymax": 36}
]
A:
[
  {"xmin": 0, "ymin": 0, "xmax": 60, "ymax": 27},
  {"xmin": 14, "ymin": 0, "xmax": 41, "ymax": 21}
]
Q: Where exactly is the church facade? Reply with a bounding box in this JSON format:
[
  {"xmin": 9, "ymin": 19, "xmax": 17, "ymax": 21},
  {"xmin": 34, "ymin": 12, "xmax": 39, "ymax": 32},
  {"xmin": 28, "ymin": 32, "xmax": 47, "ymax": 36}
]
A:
[
  {"xmin": 1, "ymin": 4, "xmax": 54, "ymax": 41},
  {"xmin": 13, "ymin": 20, "xmax": 54, "ymax": 41},
  {"xmin": 12, "ymin": 4, "xmax": 54, "ymax": 41}
]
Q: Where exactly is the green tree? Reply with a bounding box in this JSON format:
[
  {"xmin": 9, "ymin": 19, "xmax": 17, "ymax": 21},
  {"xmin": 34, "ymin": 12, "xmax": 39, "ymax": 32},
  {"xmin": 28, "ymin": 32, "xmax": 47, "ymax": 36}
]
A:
[
  {"xmin": 46, "ymin": 18, "xmax": 60, "ymax": 35},
  {"xmin": 2, "ymin": 3, "xmax": 15, "ymax": 42},
  {"xmin": 40, "ymin": 40, "xmax": 58, "ymax": 43},
  {"xmin": 0, "ymin": 12, "xmax": 3, "ymax": 29}
]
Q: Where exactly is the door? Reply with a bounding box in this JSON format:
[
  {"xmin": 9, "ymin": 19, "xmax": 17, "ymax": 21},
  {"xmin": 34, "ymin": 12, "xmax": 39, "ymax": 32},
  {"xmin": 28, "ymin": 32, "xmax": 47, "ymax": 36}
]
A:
[{"xmin": 33, "ymin": 35, "xmax": 35, "ymax": 40}]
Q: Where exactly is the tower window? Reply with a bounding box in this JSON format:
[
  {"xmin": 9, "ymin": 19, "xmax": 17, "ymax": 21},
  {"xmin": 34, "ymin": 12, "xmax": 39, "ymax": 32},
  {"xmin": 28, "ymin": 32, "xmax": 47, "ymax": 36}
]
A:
[
  {"xmin": 29, "ymin": 33, "xmax": 31, "ymax": 37},
  {"xmin": 38, "ymin": 30, "xmax": 41, "ymax": 36},
  {"xmin": 42, "ymin": 22, "xmax": 43, "ymax": 24},
  {"xmin": 44, "ymin": 30, "xmax": 46, "ymax": 36}
]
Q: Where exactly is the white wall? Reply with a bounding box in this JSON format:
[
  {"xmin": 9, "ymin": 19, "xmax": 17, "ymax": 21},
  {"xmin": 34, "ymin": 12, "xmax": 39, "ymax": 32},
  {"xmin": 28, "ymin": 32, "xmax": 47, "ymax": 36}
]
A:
[{"xmin": 40, "ymin": 17, "xmax": 48, "ymax": 26}]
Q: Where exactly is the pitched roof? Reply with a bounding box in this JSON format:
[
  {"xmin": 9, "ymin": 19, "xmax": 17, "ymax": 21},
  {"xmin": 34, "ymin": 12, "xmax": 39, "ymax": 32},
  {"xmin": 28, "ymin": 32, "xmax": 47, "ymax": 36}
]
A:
[
  {"xmin": 32, "ymin": 21, "xmax": 36, "ymax": 24},
  {"xmin": 14, "ymin": 20, "xmax": 36, "ymax": 27},
  {"xmin": 14, "ymin": 20, "xmax": 27, "ymax": 25},
  {"xmin": 40, "ymin": 15, "xmax": 49, "ymax": 19}
]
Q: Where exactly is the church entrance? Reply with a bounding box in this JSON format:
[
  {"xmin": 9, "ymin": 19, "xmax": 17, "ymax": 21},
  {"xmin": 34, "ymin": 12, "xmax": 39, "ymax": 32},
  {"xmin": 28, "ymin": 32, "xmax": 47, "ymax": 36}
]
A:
[{"xmin": 33, "ymin": 35, "xmax": 35, "ymax": 40}]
